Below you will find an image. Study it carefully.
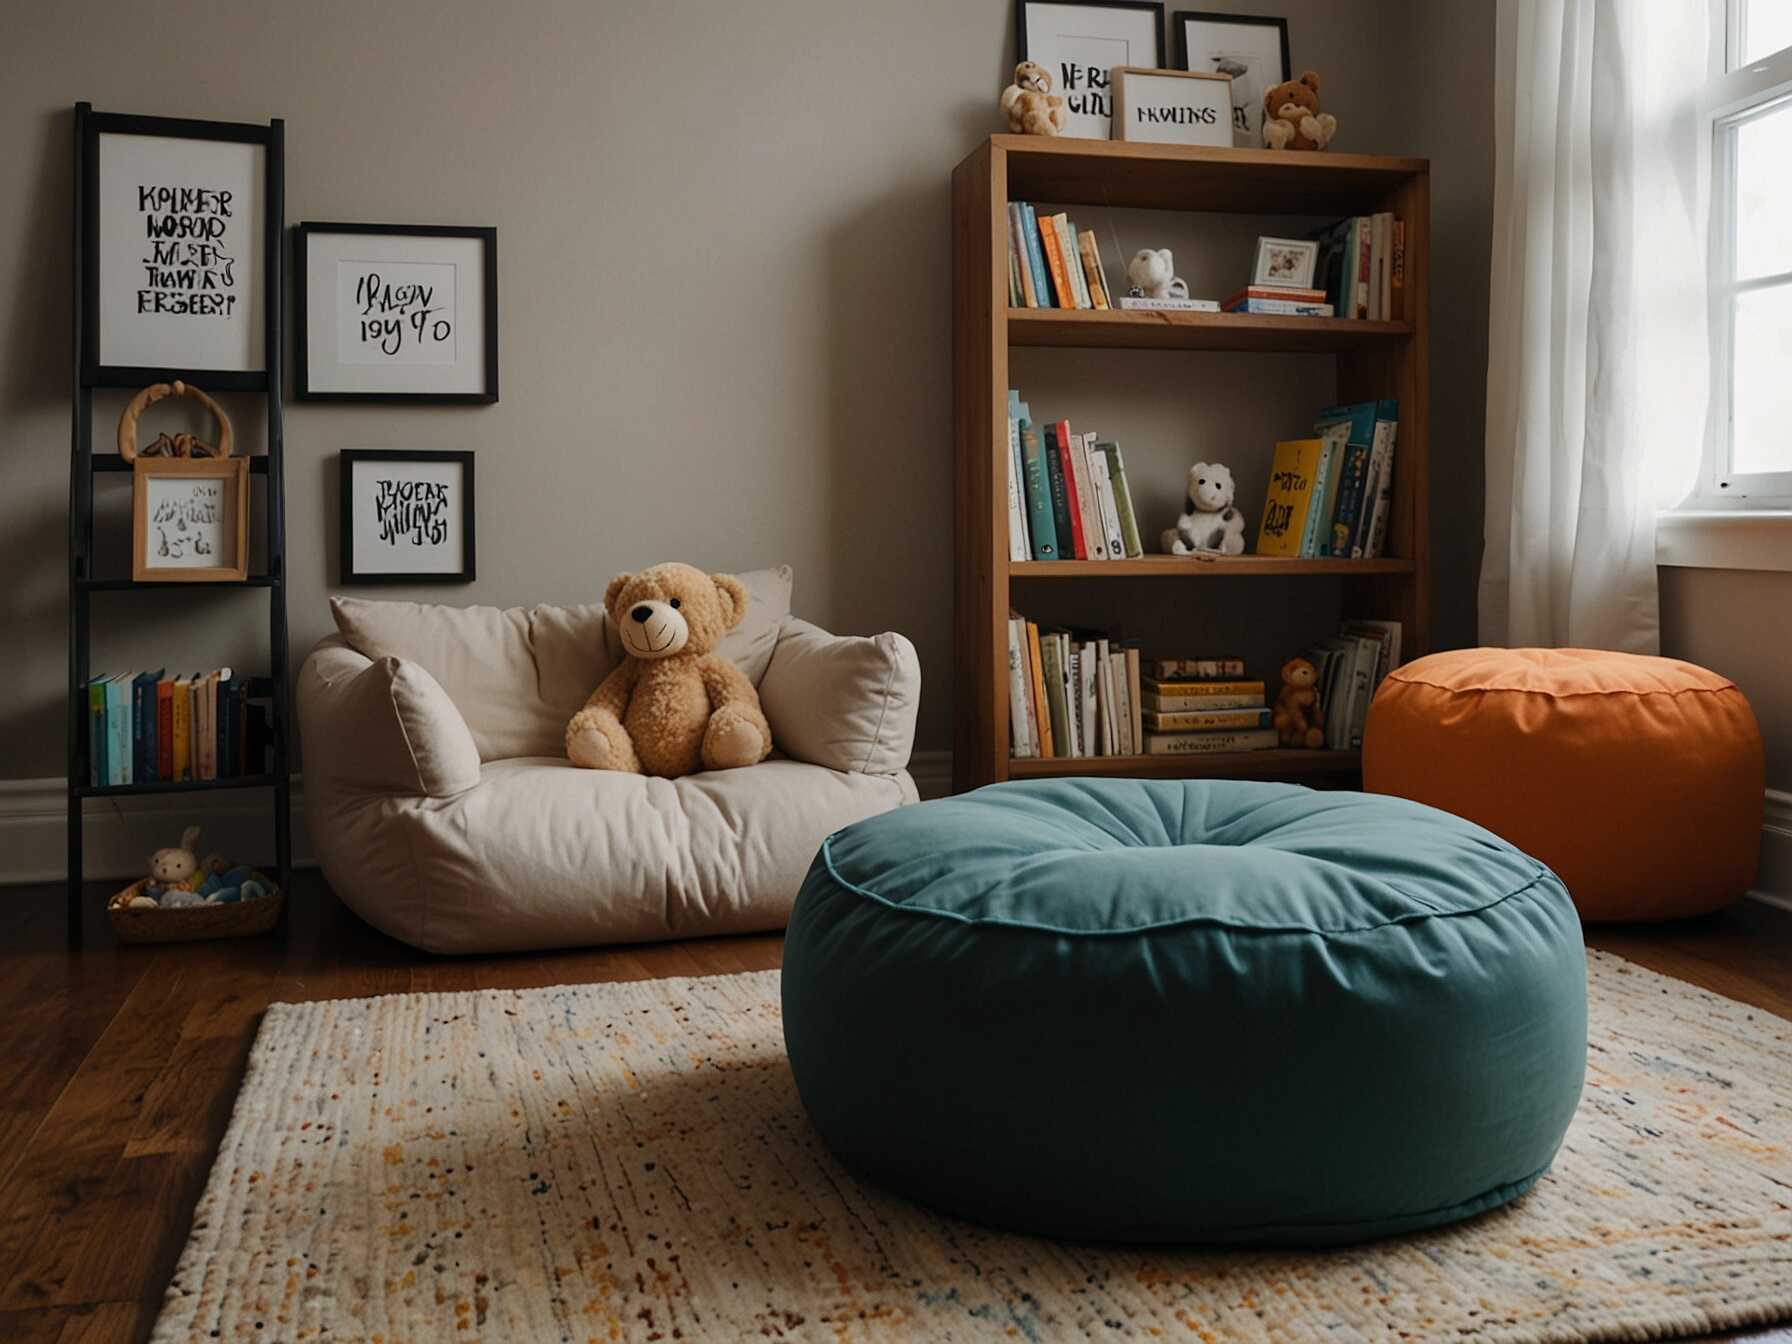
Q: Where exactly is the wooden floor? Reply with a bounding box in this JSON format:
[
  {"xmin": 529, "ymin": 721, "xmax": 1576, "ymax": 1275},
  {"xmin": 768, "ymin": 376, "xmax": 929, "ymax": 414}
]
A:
[{"xmin": 3, "ymin": 875, "xmax": 1789, "ymax": 1344}]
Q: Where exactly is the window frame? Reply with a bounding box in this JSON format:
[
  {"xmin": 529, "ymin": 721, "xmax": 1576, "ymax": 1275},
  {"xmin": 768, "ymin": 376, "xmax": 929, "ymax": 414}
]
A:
[{"xmin": 1696, "ymin": 3, "xmax": 1792, "ymax": 506}]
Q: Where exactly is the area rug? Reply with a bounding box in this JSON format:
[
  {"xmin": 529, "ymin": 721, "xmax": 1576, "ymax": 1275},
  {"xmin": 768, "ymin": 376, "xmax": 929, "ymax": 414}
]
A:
[{"xmin": 152, "ymin": 952, "xmax": 1792, "ymax": 1343}]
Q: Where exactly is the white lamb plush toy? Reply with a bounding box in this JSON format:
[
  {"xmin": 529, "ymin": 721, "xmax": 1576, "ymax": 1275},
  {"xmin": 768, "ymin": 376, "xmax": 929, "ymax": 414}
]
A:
[
  {"xmin": 1161, "ymin": 462, "xmax": 1247, "ymax": 556},
  {"xmin": 1126, "ymin": 248, "xmax": 1189, "ymax": 300}
]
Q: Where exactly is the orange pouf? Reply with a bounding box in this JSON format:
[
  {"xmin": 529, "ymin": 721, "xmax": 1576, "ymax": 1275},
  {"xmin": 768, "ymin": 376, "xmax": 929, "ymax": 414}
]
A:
[{"xmin": 1363, "ymin": 648, "xmax": 1763, "ymax": 922}]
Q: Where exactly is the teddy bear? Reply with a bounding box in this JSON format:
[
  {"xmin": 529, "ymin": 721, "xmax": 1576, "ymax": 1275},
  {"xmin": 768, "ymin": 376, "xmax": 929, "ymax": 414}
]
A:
[
  {"xmin": 1272, "ymin": 656, "xmax": 1326, "ymax": 748},
  {"xmin": 1262, "ymin": 71, "xmax": 1336, "ymax": 151},
  {"xmin": 1126, "ymin": 248, "xmax": 1189, "ymax": 301},
  {"xmin": 1160, "ymin": 462, "xmax": 1247, "ymax": 556},
  {"xmin": 1001, "ymin": 61, "xmax": 1069, "ymax": 136},
  {"xmin": 565, "ymin": 562, "xmax": 773, "ymax": 779}
]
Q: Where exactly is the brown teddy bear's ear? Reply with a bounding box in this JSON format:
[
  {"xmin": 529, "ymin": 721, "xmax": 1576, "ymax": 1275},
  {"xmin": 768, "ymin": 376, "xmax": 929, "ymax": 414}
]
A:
[
  {"xmin": 711, "ymin": 574, "xmax": 748, "ymax": 630},
  {"xmin": 1300, "ymin": 70, "xmax": 1320, "ymax": 91},
  {"xmin": 603, "ymin": 573, "xmax": 633, "ymax": 619}
]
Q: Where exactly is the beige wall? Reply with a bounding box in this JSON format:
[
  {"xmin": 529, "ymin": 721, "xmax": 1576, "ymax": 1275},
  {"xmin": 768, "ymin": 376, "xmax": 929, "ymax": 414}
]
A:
[
  {"xmin": 1662, "ymin": 569, "xmax": 1792, "ymax": 792},
  {"xmin": 2, "ymin": 0, "xmax": 1465, "ymax": 781}
]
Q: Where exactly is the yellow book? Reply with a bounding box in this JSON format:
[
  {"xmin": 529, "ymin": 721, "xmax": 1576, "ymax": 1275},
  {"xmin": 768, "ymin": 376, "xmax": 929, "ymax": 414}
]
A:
[
  {"xmin": 1026, "ymin": 621, "xmax": 1053, "ymax": 758},
  {"xmin": 1257, "ymin": 439, "xmax": 1326, "ymax": 557},
  {"xmin": 171, "ymin": 673, "xmax": 192, "ymax": 781}
]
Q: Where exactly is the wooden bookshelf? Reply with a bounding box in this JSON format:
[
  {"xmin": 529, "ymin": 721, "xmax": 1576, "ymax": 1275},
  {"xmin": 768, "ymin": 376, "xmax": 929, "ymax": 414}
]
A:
[{"xmin": 951, "ymin": 135, "xmax": 1430, "ymax": 793}]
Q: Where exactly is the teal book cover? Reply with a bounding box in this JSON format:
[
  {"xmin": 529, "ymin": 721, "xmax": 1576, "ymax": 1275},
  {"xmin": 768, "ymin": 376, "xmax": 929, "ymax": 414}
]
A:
[
  {"xmin": 1020, "ymin": 204, "xmax": 1055, "ymax": 310},
  {"xmin": 105, "ymin": 674, "xmax": 131, "ymax": 786},
  {"xmin": 1019, "ymin": 419, "xmax": 1058, "ymax": 560},
  {"xmin": 1313, "ymin": 402, "xmax": 1378, "ymax": 555},
  {"xmin": 1042, "ymin": 423, "xmax": 1075, "ymax": 556},
  {"xmin": 88, "ymin": 674, "xmax": 110, "ymax": 787}
]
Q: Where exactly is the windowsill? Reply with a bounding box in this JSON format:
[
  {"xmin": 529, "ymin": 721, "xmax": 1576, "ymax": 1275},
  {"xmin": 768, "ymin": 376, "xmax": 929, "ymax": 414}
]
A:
[{"xmin": 1657, "ymin": 509, "xmax": 1792, "ymax": 572}]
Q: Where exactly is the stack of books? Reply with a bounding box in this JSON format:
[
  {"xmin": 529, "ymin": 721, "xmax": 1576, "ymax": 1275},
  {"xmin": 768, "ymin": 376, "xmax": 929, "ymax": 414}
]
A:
[
  {"xmin": 1256, "ymin": 400, "xmax": 1399, "ymax": 559},
  {"xmin": 1006, "ymin": 392, "xmax": 1145, "ymax": 562},
  {"xmin": 1141, "ymin": 657, "xmax": 1277, "ymax": 756},
  {"xmin": 1304, "ymin": 620, "xmax": 1403, "ymax": 751},
  {"xmin": 1223, "ymin": 285, "xmax": 1333, "ymax": 317},
  {"xmin": 1310, "ymin": 213, "xmax": 1404, "ymax": 320},
  {"xmin": 1007, "ymin": 619, "xmax": 1143, "ymax": 759},
  {"xmin": 85, "ymin": 669, "xmax": 273, "ymax": 787},
  {"xmin": 1007, "ymin": 202, "xmax": 1116, "ymax": 310}
]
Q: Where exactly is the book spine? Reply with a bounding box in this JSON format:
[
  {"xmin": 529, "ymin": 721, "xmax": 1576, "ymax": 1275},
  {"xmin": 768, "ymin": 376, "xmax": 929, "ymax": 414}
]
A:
[
  {"xmin": 1378, "ymin": 212, "xmax": 1394, "ymax": 321},
  {"xmin": 137, "ymin": 675, "xmax": 156, "ymax": 783},
  {"xmin": 1366, "ymin": 421, "xmax": 1397, "ymax": 559},
  {"xmin": 1040, "ymin": 635, "xmax": 1068, "ymax": 758},
  {"xmin": 1097, "ymin": 640, "xmax": 1117, "ymax": 755},
  {"xmin": 1144, "ymin": 691, "xmax": 1265, "ymax": 711},
  {"xmin": 1006, "ymin": 417, "xmax": 1029, "ymax": 562},
  {"xmin": 1038, "ymin": 213, "xmax": 1073, "ymax": 307},
  {"xmin": 1059, "ymin": 217, "xmax": 1091, "ymax": 309},
  {"xmin": 1009, "ymin": 204, "xmax": 1039, "ymax": 308},
  {"xmin": 88, "ymin": 679, "xmax": 107, "ymax": 787},
  {"xmin": 1090, "ymin": 443, "xmax": 1126, "ymax": 561},
  {"xmin": 1020, "ymin": 205, "xmax": 1054, "ymax": 309},
  {"xmin": 1117, "ymin": 296, "xmax": 1221, "ymax": 311},
  {"xmin": 1079, "ymin": 641, "xmax": 1098, "ymax": 754},
  {"xmin": 198, "ymin": 676, "xmax": 214, "ymax": 781},
  {"xmin": 1356, "ymin": 216, "xmax": 1372, "ymax": 317},
  {"xmin": 1099, "ymin": 444, "xmax": 1145, "ymax": 558},
  {"xmin": 156, "ymin": 682, "xmax": 173, "ymax": 781},
  {"xmin": 1048, "ymin": 422, "xmax": 1087, "ymax": 560},
  {"xmin": 1109, "ymin": 651, "xmax": 1132, "ymax": 755},
  {"xmin": 1008, "ymin": 245, "xmax": 1023, "ymax": 308},
  {"xmin": 172, "ymin": 682, "xmax": 191, "ymax": 781},
  {"xmin": 1298, "ymin": 441, "xmax": 1334, "ymax": 558},
  {"xmin": 1126, "ymin": 647, "xmax": 1142, "ymax": 753},
  {"xmin": 1223, "ymin": 299, "xmax": 1335, "ymax": 315},
  {"xmin": 1077, "ymin": 231, "xmax": 1110, "ymax": 309},
  {"xmin": 221, "ymin": 677, "xmax": 238, "ymax": 778},
  {"xmin": 1017, "ymin": 420, "xmax": 1058, "ymax": 560},
  {"xmin": 1007, "ymin": 620, "xmax": 1034, "ymax": 758},
  {"xmin": 106, "ymin": 679, "xmax": 130, "ymax": 786},
  {"xmin": 1391, "ymin": 218, "xmax": 1406, "ymax": 321},
  {"xmin": 1144, "ymin": 707, "xmax": 1274, "ymax": 732},
  {"xmin": 1144, "ymin": 727, "xmax": 1279, "ymax": 755},
  {"xmin": 1025, "ymin": 622, "xmax": 1052, "ymax": 757},
  {"xmin": 1329, "ymin": 442, "xmax": 1370, "ymax": 559},
  {"xmin": 1067, "ymin": 433, "xmax": 1104, "ymax": 559}
]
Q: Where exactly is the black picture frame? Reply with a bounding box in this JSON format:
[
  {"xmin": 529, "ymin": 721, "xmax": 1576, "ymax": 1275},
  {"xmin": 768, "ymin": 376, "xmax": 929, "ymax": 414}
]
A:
[
  {"xmin": 295, "ymin": 222, "xmax": 499, "ymax": 404},
  {"xmin": 1016, "ymin": 0, "xmax": 1167, "ymax": 66},
  {"xmin": 1173, "ymin": 11, "xmax": 1292, "ymax": 146},
  {"xmin": 339, "ymin": 449, "xmax": 477, "ymax": 584},
  {"xmin": 80, "ymin": 110, "xmax": 278, "ymax": 390}
]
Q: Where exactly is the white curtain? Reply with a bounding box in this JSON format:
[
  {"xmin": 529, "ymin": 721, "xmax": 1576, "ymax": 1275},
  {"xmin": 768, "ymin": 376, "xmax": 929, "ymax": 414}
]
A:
[{"xmin": 1480, "ymin": 0, "xmax": 1712, "ymax": 651}]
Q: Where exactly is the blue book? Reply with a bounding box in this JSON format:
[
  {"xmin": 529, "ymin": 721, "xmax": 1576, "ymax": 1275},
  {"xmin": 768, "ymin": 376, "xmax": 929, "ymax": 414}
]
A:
[
  {"xmin": 105, "ymin": 675, "xmax": 131, "ymax": 786},
  {"xmin": 132, "ymin": 671, "xmax": 161, "ymax": 782},
  {"xmin": 218, "ymin": 674, "xmax": 239, "ymax": 778},
  {"xmin": 1042, "ymin": 422, "xmax": 1075, "ymax": 556},
  {"xmin": 1020, "ymin": 204, "xmax": 1055, "ymax": 309},
  {"xmin": 1300, "ymin": 436, "xmax": 1341, "ymax": 558},
  {"xmin": 1313, "ymin": 402, "xmax": 1379, "ymax": 556},
  {"xmin": 1018, "ymin": 419, "xmax": 1058, "ymax": 560}
]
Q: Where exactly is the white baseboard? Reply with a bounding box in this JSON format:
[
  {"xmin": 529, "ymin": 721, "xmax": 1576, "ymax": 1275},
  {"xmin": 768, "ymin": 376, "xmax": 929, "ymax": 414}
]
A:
[{"xmin": 0, "ymin": 749, "xmax": 955, "ymax": 888}]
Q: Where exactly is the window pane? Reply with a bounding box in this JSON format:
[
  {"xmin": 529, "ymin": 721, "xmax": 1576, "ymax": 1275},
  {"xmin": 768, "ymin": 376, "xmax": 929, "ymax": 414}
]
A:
[
  {"xmin": 1733, "ymin": 282, "xmax": 1792, "ymax": 475},
  {"xmin": 1742, "ymin": 0, "xmax": 1792, "ymax": 64},
  {"xmin": 1736, "ymin": 100, "xmax": 1792, "ymax": 280}
]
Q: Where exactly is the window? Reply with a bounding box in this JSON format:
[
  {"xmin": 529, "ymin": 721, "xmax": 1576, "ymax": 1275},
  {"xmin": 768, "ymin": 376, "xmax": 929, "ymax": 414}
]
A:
[{"xmin": 1704, "ymin": 0, "xmax": 1792, "ymax": 501}]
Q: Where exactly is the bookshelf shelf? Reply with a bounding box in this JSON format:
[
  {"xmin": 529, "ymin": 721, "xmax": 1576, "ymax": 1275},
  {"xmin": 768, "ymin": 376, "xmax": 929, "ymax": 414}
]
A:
[
  {"xmin": 1007, "ymin": 308, "xmax": 1413, "ymax": 353},
  {"xmin": 92, "ymin": 453, "xmax": 270, "ymax": 475},
  {"xmin": 1009, "ymin": 750, "xmax": 1360, "ymax": 781},
  {"xmin": 75, "ymin": 772, "xmax": 284, "ymax": 800},
  {"xmin": 953, "ymin": 135, "xmax": 1430, "ymax": 794},
  {"xmin": 1011, "ymin": 556, "xmax": 1415, "ymax": 579},
  {"xmin": 78, "ymin": 576, "xmax": 280, "ymax": 591}
]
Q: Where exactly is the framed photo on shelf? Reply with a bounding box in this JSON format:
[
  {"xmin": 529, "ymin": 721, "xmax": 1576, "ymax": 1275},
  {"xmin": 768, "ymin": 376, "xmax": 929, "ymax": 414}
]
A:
[
  {"xmin": 82, "ymin": 111, "xmax": 274, "ymax": 388},
  {"xmin": 1017, "ymin": 1, "xmax": 1166, "ymax": 139},
  {"xmin": 1252, "ymin": 236, "xmax": 1318, "ymax": 289},
  {"xmin": 1173, "ymin": 10, "xmax": 1291, "ymax": 147},
  {"xmin": 132, "ymin": 457, "xmax": 249, "ymax": 582},
  {"xmin": 296, "ymin": 223, "xmax": 498, "ymax": 403},
  {"xmin": 1111, "ymin": 67, "xmax": 1233, "ymax": 146},
  {"xmin": 339, "ymin": 449, "xmax": 476, "ymax": 584}
]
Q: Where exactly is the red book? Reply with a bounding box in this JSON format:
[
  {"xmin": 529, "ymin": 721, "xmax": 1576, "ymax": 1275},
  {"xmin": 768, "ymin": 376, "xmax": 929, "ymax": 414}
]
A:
[
  {"xmin": 155, "ymin": 680, "xmax": 174, "ymax": 781},
  {"xmin": 1224, "ymin": 285, "xmax": 1326, "ymax": 307},
  {"xmin": 1054, "ymin": 419, "xmax": 1089, "ymax": 559}
]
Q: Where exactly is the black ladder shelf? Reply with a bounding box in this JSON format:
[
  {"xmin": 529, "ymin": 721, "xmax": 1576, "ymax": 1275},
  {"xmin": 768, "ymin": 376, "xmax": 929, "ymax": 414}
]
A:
[{"xmin": 65, "ymin": 104, "xmax": 292, "ymax": 942}]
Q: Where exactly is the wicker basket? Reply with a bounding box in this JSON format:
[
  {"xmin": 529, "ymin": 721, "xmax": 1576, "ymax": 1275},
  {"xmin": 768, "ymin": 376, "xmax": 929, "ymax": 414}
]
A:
[{"xmin": 107, "ymin": 875, "xmax": 282, "ymax": 944}]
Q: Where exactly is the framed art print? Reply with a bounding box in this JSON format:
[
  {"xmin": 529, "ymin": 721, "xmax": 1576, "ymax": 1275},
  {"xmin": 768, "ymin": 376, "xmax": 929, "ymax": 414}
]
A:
[
  {"xmin": 82, "ymin": 112, "xmax": 272, "ymax": 388},
  {"xmin": 340, "ymin": 450, "xmax": 476, "ymax": 583},
  {"xmin": 1017, "ymin": 1, "xmax": 1166, "ymax": 139},
  {"xmin": 1173, "ymin": 11, "xmax": 1291, "ymax": 147},
  {"xmin": 1253, "ymin": 236, "xmax": 1319, "ymax": 289},
  {"xmin": 297, "ymin": 224, "xmax": 498, "ymax": 403},
  {"xmin": 132, "ymin": 457, "xmax": 249, "ymax": 582},
  {"xmin": 1111, "ymin": 67, "xmax": 1232, "ymax": 146}
]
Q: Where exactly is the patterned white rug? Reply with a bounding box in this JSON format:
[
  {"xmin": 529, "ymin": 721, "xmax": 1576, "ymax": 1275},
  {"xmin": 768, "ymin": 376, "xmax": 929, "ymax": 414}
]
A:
[{"xmin": 152, "ymin": 952, "xmax": 1792, "ymax": 1343}]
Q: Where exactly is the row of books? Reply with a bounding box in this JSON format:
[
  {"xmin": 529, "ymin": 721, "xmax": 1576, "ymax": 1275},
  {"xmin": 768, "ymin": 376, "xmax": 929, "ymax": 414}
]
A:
[
  {"xmin": 1222, "ymin": 285, "xmax": 1333, "ymax": 317},
  {"xmin": 1005, "ymin": 392, "xmax": 1145, "ymax": 562},
  {"xmin": 86, "ymin": 669, "xmax": 273, "ymax": 786},
  {"xmin": 1257, "ymin": 401, "xmax": 1399, "ymax": 559},
  {"xmin": 1007, "ymin": 202, "xmax": 1115, "ymax": 310},
  {"xmin": 1305, "ymin": 621, "xmax": 1404, "ymax": 751},
  {"xmin": 1311, "ymin": 213, "xmax": 1404, "ymax": 321}
]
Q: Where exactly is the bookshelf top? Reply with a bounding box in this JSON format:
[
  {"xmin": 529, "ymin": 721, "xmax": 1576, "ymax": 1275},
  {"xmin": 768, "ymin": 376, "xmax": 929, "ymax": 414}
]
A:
[{"xmin": 983, "ymin": 134, "xmax": 1427, "ymax": 215}]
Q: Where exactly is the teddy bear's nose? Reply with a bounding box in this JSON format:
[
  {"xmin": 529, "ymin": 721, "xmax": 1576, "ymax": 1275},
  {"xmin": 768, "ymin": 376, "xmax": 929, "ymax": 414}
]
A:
[{"xmin": 631, "ymin": 605, "xmax": 653, "ymax": 623}]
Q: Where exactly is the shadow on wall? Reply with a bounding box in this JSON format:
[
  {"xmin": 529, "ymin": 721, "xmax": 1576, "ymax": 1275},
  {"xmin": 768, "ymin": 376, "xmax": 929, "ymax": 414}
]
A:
[{"xmin": 1, "ymin": 111, "xmax": 74, "ymax": 769}]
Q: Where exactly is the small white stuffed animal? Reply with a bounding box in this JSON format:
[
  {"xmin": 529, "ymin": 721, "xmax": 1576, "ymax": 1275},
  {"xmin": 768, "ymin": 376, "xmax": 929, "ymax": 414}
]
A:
[
  {"xmin": 1126, "ymin": 248, "xmax": 1189, "ymax": 301},
  {"xmin": 1161, "ymin": 462, "xmax": 1247, "ymax": 556}
]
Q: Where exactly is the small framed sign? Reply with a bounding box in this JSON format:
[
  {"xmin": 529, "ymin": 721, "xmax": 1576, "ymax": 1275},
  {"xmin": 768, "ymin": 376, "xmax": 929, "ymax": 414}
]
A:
[
  {"xmin": 132, "ymin": 457, "xmax": 249, "ymax": 582},
  {"xmin": 340, "ymin": 449, "xmax": 476, "ymax": 584},
  {"xmin": 296, "ymin": 224, "xmax": 498, "ymax": 403},
  {"xmin": 1111, "ymin": 67, "xmax": 1232, "ymax": 146},
  {"xmin": 1252, "ymin": 236, "xmax": 1319, "ymax": 289},
  {"xmin": 1017, "ymin": 1, "xmax": 1166, "ymax": 139},
  {"xmin": 82, "ymin": 112, "xmax": 273, "ymax": 388}
]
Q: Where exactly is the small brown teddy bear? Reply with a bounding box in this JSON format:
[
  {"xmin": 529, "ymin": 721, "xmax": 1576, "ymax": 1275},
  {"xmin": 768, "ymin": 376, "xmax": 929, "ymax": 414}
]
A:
[
  {"xmin": 1001, "ymin": 60, "xmax": 1069, "ymax": 136},
  {"xmin": 1272, "ymin": 656, "xmax": 1326, "ymax": 748},
  {"xmin": 565, "ymin": 562, "xmax": 773, "ymax": 779},
  {"xmin": 1262, "ymin": 71, "xmax": 1336, "ymax": 151}
]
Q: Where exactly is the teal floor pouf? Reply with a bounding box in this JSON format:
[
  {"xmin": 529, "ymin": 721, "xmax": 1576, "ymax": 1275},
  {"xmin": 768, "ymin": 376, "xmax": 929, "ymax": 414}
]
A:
[{"xmin": 782, "ymin": 778, "xmax": 1587, "ymax": 1246}]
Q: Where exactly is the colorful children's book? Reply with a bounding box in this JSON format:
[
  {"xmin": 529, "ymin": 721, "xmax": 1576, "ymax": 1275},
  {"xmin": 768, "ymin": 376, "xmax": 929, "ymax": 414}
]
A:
[
  {"xmin": 1048, "ymin": 421, "xmax": 1089, "ymax": 559},
  {"xmin": 1257, "ymin": 439, "xmax": 1325, "ymax": 557},
  {"xmin": 1019, "ymin": 419, "xmax": 1058, "ymax": 560},
  {"xmin": 1037, "ymin": 212, "xmax": 1075, "ymax": 307},
  {"xmin": 1020, "ymin": 204, "xmax": 1054, "ymax": 310},
  {"xmin": 1302, "ymin": 431, "xmax": 1344, "ymax": 558},
  {"xmin": 1313, "ymin": 402, "xmax": 1380, "ymax": 557}
]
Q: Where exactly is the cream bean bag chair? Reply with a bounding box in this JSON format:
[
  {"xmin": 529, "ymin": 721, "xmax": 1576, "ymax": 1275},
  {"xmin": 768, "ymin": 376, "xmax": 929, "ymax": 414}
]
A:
[{"xmin": 297, "ymin": 566, "xmax": 919, "ymax": 953}]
